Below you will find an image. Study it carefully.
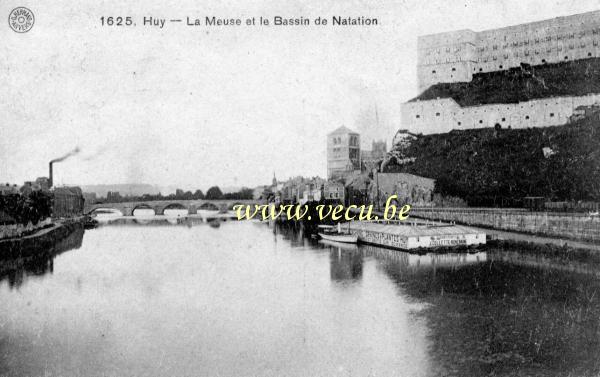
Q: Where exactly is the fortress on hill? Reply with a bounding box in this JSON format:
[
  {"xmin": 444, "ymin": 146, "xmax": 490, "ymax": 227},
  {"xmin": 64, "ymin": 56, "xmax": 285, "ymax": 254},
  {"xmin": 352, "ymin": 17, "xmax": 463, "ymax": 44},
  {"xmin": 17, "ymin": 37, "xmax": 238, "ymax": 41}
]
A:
[{"xmin": 401, "ymin": 10, "xmax": 600, "ymax": 134}]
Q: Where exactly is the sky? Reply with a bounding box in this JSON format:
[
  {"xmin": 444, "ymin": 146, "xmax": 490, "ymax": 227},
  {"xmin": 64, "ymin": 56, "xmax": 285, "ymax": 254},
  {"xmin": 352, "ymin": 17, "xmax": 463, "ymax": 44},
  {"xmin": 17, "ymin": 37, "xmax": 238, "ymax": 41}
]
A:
[{"xmin": 1, "ymin": 0, "xmax": 599, "ymax": 191}]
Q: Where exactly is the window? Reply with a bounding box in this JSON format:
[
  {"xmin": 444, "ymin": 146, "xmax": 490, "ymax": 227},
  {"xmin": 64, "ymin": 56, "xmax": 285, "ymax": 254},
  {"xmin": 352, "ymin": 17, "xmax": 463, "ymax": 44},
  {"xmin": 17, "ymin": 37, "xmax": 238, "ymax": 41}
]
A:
[
  {"xmin": 479, "ymin": 120, "xmax": 483, "ymax": 124},
  {"xmin": 525, "ymin": 115, "xmax": 530, "ymax": 120},
  {"xmin": 432, "ymin": 70, "xmax": 436, "ymax": 74},
  {"xmin": 452, "ymin": 67, "xmax": 456, "ymax": 71},
  {"xmin": 499, "ymin": 65, "xmax": 503, "ymax": 69},
  {"xmin": 564, "ymin": 56, "xmax": 569, "ymax": 60},
  {"xmin": 550, "ymin": 113, "xmax": 554, "ymax": 117},
  {"xmin": 589, "ymin": 52, "xmax": 593, "ymax": 57},
  {"xmin": 436, "ymin": 112, "xmax": 440, "ymax": 117},
  {"xmin": 416, "ymin": 114, "xmax": 420, "ymax": 119},
  {"xmin": 502, "ymin": 117, "xmax": 506, "ymax": 121},
  {"xmin": 457, "ymin": 121, "xmax": 461, "ymax": 125}
]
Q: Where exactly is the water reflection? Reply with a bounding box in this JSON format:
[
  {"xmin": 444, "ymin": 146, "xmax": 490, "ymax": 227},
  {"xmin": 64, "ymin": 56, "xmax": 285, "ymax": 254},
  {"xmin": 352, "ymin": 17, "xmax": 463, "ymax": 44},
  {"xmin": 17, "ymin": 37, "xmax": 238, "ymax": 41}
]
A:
[
  {"xmin": 1, "ymin": 220, "xmax": 599, "ymax": 376},
  {"xmin": 377, "ymin": 248, "xmax": 600, "ymax": 376},
  {"xmin": 327, "ymin": 242, "xmax": 363, "ymax": 283},
  {"xmin": 277, "ymin": 224, "xmax": 600, "ymax": 377},
  {"xmin": 0, "ymin": 224, "xmax": 84, "ymax": 288}
]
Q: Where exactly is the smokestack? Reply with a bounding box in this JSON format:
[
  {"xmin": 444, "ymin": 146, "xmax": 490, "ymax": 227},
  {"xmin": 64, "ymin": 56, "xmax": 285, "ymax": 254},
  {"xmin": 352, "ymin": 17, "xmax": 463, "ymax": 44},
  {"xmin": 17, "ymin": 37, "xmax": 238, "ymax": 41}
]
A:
[
  {"xmin": 48, "ymin": 147, "xmax": 80, "ymax": 188},
  {"xmin": 49, "ymin": 162, "xmax": 53, "ymax": 188}
]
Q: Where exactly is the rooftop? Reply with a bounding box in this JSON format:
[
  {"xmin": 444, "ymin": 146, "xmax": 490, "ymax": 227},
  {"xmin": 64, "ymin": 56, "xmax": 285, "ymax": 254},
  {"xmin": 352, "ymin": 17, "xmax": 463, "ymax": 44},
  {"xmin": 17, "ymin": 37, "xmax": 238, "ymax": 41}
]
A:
[{"xmin": 328, "ymin": 126, "xmax": 358, "ymax": 135}]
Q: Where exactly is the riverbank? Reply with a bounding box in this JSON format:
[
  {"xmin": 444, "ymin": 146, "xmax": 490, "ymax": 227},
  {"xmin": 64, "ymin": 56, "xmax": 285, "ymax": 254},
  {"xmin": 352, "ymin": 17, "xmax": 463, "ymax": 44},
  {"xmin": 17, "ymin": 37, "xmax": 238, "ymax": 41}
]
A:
[
  {"xmin": 410, "ymin": 207, "xmax": 600, "ymax": 244},
  {"xmin": 343, "ymin": 208, "xmax": 600, "ymax": 255},
  {"xmin": 0, "ymin": 218, "xmax": 54, "ymax": 240},
  {"xmin": 0, "ymin": 219, "xmax": 85, "ymax": 260}
]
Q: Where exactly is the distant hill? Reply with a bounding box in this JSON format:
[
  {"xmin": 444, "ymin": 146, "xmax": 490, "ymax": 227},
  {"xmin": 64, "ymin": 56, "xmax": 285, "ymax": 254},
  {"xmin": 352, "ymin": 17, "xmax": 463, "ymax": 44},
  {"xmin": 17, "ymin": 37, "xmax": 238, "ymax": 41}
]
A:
[
  {"xmin": 78, "ymin": 184, "xmax": 174, "ymax": 198},
  {"xmin": 413, "ymin": 58, "xmax": 600, "ymax": 107},
  {"xmin": 382, "ymin": 113, "xmax": 600, "ymax": 206}
]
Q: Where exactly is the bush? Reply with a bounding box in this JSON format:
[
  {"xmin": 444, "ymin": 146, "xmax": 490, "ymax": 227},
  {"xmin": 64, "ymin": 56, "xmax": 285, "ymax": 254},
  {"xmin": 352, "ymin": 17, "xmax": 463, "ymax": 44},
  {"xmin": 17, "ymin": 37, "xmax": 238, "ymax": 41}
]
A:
[
  {"xmin": 383, "ymin": 115, "xmax": 600, "ymax": 207},
  {"xmin": 0, "ymin": 191, "xmax": 52, "ymax": 225}
]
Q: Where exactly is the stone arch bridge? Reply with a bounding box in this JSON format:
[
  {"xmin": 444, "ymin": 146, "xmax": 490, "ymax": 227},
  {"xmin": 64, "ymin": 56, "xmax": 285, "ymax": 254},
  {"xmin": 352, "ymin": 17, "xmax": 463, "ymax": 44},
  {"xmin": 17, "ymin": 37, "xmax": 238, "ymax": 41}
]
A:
[{"xmin": 85, "ymin": 199, "xmax": 261, "ymax": 216}]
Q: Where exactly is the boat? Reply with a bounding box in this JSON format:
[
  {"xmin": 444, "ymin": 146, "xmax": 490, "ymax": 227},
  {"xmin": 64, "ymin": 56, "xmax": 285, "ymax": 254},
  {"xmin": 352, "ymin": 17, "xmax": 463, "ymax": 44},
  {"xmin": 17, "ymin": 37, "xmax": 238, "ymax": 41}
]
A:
[
  {"xmin": 319, "ymin": 238, "xmax": 360, "ymax": 251},
  {"xmin": 318, "ymin": 223, "xmax": 358, "ymax": 244}
]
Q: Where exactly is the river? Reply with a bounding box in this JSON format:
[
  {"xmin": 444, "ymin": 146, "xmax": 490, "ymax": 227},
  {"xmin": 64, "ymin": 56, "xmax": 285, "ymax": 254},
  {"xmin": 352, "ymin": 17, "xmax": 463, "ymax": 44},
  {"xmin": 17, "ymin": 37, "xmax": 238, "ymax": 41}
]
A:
[{"xmin": 1, "ymin": 218, "xmax": 599, "ymax": 376}]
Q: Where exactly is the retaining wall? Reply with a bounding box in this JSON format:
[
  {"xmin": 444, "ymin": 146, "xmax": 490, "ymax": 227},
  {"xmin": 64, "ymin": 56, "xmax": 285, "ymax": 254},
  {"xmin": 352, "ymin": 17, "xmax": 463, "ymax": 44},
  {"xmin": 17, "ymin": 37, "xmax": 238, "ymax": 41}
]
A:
[{"xmin": 411, "ymin": 208, "xmax": 600, "ymax": 243}]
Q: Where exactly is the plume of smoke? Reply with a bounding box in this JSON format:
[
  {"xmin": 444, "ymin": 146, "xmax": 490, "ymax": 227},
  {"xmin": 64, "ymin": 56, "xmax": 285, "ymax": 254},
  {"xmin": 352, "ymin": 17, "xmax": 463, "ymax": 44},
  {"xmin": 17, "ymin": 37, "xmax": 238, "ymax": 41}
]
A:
[
  {"xmin": 81, "ymin": 145, "xmax": 109, "ymax": 161},
  {"xmin": 51, "ymin": 147, "xmax": 80, "ymax": 163}
]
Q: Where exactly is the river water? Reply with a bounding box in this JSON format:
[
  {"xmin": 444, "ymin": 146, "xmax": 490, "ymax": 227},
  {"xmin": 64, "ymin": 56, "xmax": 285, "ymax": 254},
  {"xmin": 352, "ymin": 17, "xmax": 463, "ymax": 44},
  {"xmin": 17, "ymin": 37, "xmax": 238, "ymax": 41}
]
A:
[{"xmin": 1, "ymin": 219, "xmax": 600, "ymax": 377}]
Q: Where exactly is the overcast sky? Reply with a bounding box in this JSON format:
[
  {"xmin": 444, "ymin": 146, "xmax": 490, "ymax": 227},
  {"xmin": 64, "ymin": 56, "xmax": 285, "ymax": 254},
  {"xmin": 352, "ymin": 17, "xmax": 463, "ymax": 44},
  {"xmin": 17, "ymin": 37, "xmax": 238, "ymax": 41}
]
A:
[{"xmin": 1, "ymin": 0, "xmax": 598, "ymax": 190}]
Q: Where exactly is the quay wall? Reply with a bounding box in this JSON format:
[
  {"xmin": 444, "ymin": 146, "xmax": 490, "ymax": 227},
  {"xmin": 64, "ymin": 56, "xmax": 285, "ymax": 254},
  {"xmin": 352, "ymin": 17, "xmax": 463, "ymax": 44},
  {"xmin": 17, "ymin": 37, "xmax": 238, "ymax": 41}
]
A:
[
  {"xmin": 0, "ymin": 218, "xmax": 53, "ymax": 240},
  {"xmin": 0, "ymin": 220, "xmax": 84, "ymax": 260},
  {"xmin": 411, "ymin": 208, "xmax": 600, "ymax": 242}
]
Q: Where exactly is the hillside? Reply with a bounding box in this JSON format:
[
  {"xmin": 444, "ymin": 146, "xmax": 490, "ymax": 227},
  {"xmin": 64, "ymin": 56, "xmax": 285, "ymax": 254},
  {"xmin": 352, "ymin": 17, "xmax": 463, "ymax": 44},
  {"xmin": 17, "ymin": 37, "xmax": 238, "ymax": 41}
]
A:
[
  {"xmin": 382, "ymin": 114, "xmax": 600, "ymax": 206},
  {"xmin": 413, "ymin": 58, "xmax": 600, "ymax": 107},
  {"xmin": 78, "ymin": 184, "xmax": 171, "ymax": 197}
]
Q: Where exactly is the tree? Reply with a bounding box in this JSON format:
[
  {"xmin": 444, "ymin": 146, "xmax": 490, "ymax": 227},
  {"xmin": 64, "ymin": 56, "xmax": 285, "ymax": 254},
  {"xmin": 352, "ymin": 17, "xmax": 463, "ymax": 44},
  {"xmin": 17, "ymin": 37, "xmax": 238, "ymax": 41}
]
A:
[
  {"xmin": 26, "ymin": 190, "xmax": 53, "ymax": 224},
  {"xmin": 205, "ymin": 186, "xmax": 223, "ymax": 200},
  {"xmin": 0, "ymin": 191, "xmax": 52, "ymax": 225},
  {"xmin": 237, "ymin": 187, "xmax": 254, "ymax": 200},
  {"xmin": 193, "ymin": 190, "xmax": 205, "ymax": 199}
]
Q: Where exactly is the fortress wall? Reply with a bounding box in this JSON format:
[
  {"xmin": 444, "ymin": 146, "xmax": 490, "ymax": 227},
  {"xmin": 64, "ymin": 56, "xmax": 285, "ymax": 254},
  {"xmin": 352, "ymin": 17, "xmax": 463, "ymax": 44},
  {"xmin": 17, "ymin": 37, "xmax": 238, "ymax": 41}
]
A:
[
  {"xmin": 401, "ymin": 94, "xmax": 600, "ymax": 134},
  {"xmin": 417, "ymin": 10, "xmax": 600, "ymax": 92}
]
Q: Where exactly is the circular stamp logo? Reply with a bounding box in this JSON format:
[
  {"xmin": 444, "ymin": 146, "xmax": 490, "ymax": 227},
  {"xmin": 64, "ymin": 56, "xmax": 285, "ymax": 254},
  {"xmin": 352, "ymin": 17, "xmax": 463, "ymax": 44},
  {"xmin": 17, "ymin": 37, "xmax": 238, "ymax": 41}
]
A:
[{"xmin": 8, "ymin": 7, "xmax": 34, "ymax": 33}]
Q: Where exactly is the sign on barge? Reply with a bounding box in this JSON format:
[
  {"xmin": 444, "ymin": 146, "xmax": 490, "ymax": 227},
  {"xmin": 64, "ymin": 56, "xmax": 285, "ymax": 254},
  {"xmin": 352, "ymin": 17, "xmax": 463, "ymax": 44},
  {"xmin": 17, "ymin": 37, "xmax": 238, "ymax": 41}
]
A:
[{"xmin": 348, "ymin": 221, "xmax": 486, "ymax": 251}]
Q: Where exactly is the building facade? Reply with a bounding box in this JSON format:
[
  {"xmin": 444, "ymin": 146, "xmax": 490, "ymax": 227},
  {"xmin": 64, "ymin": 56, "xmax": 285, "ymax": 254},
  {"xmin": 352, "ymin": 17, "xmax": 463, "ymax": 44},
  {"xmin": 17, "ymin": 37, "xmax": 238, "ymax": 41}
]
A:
[
  {"xmin": 323, "ymin": 181, "xmax": 345, "ymax": 202},
  {"xmin": 52, "ymin": 187, "xmax": 84, "ymax": 218},
  {"xmin": 417, "ymin": 10, "xmax": 600, "ymax": 92},
  {"xmin": 361, "ymin": 140, "xmax": 388, "ymax": 171},
  {"xmin": 0, "ymin": 184, "xmax": 19, "ymax": 195},
  {"xmin": 327, "ymin": 126, "xmax": 361, "ymax": 179},
  {"xmin": 402, "ymin": 10, "xmax": 600, "ymax": 135},
  {"xmin": 370, "ymin": 173, "xmax": 435, "ymax": 207}
]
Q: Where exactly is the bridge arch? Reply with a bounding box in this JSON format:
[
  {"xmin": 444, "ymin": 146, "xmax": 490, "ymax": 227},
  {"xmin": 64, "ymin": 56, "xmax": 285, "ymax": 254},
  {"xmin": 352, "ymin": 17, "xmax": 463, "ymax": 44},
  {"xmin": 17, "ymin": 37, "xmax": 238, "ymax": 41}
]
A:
[
  {"xmin": 89, "ymin": 207, "xmax": 124, "ymax": 217},
  {"xmin": 199, "ymin": 202, "xmax": 219, "ymax": 211},
  {"xmin": 132, "ymin": 204, "xmax": 156, "ymax": 217},
  {"xmin": 160, "ymin": 203, "xmax": 189, "ymax": 216}
]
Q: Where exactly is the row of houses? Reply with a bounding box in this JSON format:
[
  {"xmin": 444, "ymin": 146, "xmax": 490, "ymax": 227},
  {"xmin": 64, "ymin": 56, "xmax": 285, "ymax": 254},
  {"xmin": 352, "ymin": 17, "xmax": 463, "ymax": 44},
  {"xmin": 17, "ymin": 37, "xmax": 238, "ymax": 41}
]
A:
[
  {"xmin": 254, "ymin": 176, "xmax": 345, "ymax": 204},
  {"xmin": 1, "ymin": 178, "xmax": 84, "ymax": 223},
  {"xmin": 254, "ymin": 171, "xmax": 435, "ymax": 208}
]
